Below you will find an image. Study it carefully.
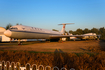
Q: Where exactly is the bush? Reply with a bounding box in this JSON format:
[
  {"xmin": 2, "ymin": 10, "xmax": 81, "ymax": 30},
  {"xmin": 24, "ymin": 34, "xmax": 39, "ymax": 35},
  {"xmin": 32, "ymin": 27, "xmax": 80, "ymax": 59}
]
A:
[{"xmin": 0, "ymin": 51, "xmax": 105, "ymax": 70}]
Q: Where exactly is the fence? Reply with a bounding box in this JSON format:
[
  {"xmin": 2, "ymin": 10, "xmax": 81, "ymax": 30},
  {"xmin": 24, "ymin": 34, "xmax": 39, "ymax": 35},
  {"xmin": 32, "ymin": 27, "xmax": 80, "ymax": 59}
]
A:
[{"xmin": 0, "ymin": 61, "xmax": 77, "ymax": 70}]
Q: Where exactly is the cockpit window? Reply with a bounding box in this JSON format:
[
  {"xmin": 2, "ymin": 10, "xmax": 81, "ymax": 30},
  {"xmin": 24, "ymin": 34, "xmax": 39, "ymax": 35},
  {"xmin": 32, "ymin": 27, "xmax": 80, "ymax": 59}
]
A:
[{"xmin": 9, "ymin": 27, "xmax": 18, "ymax": 30}]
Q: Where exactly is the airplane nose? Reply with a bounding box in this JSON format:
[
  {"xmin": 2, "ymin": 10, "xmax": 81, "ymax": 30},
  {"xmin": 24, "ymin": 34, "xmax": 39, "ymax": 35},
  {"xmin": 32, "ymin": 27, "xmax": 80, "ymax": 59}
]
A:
[{"xmin": 4, "ymin": 30, "xmax": 12, "ymax": 37}]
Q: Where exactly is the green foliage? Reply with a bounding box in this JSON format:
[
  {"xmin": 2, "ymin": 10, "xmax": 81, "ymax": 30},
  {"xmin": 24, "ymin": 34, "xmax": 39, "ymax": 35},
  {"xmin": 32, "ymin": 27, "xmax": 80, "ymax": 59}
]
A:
[
  {"xmin": 16, "ymin": 23, "xmax": 22, "ymax": 25},
  {"xmin": 69, "ymin": 27, "xmax": 105, "ymax": 40},
  {"xmin": 99, "ymin": 27, "xmax": 105, "ymax": 40},
  {"xmin": 52, "ymin": 29, "xmax": 59, "ymax": 32},
  {"xmin": 91, "ymin": 28, "xmax": 99, "ymax": 34},
  {"xmin": 76, "ymin": 28, "xmax": 83, "ymax": 35},
  {"xmin": 16, "ymin": 23, "xmax": 19, "ymax": 25},
  {"xmin": 83, "ymin": 28, "xmax": 91, "ymax": 34},
  {"xmin": 6, "ymin": 23, "xmax": 12, "ymax": 30},
  {"xmin": 69, "ymin": 30, "xmax": 74, "ymax": 34}
]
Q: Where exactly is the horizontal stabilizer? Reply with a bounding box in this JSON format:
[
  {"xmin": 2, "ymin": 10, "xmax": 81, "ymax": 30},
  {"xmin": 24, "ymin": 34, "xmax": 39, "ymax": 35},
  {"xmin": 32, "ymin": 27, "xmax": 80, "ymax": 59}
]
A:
[
  {"xmin": 58, "ymin": 23, "xmax": 74, "ymax": 25},
  {"xmin": 59, "ymin": 23, "xmax": 74, "ymax": 34}
]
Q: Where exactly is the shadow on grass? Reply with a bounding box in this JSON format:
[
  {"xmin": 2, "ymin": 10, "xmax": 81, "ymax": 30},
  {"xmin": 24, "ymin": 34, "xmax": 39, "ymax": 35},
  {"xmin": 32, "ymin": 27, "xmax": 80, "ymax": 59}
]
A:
[
  {"xmin": 99, "ymin": 40, "xmax": 105, "ymax": 51},
  {"xmin": 79, "ymin": 48, "xmax": 86, "ymax": 51},
  {"xmin": 53, "ymin": 49, "xmax": 74, "ymax": 69}
]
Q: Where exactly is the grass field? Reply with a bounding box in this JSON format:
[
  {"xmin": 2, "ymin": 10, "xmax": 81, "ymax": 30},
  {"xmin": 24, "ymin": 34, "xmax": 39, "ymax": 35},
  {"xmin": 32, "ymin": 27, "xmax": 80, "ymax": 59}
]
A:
[
  {"xmin": 0, "ymin": 40, "xmax": 105, "ymax": 69},
  {"xmin": 0, "ymin": 40, "xmax": 105, "ymax": 53}
]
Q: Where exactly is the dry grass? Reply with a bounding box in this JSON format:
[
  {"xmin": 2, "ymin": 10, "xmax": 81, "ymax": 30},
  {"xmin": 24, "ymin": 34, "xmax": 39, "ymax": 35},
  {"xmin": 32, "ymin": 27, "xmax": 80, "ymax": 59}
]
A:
[
  {"xmin": 0, "ymin": 40, "xmax": 104, "ymax": 53},
  {"xmin": 0, "ymin": 40, "xmax": 105, "ymax": 69},
  {"xmin": 0, "ymin": 50, "xmax": 105, "ymax": 70}
]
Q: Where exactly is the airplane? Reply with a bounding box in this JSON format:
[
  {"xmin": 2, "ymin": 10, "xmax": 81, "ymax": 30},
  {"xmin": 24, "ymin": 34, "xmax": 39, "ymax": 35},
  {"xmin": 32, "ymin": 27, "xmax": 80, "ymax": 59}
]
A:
[
  {"xmin": 81, "ymin": 33, "xmax": 97, "ymax": 40},
  {"xmin": 70, "ymin": 33, "xmax": 98, "ymax": 41},
  {"xmin": 4, "ymin": 23, "xmax": 98, "ymax": 44}
]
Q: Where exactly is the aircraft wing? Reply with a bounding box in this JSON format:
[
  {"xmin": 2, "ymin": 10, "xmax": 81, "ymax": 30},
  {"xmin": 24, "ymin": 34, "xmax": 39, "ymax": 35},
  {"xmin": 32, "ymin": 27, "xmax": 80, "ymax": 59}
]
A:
[{"xmin": 49, "ymin": 35, "xmax": 97, "ymax": 39}]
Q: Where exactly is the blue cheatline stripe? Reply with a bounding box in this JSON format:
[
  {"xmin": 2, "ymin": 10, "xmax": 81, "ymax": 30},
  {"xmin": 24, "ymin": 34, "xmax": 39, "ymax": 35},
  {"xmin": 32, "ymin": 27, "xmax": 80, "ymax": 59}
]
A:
[{"xmin": 10, "ymin": 30, "xmax": 61, "ymax": 35}]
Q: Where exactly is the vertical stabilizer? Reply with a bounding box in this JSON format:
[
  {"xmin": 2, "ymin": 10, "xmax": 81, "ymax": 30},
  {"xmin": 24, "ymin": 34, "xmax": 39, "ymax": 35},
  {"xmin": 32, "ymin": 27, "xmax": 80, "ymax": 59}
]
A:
[{"xmin": 58, "ymin": 23, "xmax": 74, "ymax": 34}]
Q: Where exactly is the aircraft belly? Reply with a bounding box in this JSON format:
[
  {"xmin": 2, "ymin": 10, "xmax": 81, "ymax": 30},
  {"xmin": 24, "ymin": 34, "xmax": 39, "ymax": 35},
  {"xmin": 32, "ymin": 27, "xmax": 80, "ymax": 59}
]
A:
[{"xmin": 10, "ymin": 31, "xmax": 50, "ymax": 39}]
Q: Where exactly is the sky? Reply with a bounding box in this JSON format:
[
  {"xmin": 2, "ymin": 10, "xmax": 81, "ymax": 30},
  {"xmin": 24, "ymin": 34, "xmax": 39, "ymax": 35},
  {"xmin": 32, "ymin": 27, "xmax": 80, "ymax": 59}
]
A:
[{"xmin": 0, "ymin": 0, "xmax": 105, "ymax": 32}]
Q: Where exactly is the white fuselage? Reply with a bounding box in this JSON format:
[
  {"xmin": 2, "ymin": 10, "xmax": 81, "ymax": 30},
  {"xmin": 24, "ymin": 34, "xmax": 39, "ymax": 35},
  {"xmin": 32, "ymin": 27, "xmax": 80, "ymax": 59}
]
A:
[
  {"xmin": 4, "ymin": 25, "xmax": 62, "ymax": 39},
  {"xmin": 82, "ymin": 33, "xmax": 97, "ymax": 39},
  {"xmin": 4, "ymin": 24, "xmax": 98, "ymax": 40}
]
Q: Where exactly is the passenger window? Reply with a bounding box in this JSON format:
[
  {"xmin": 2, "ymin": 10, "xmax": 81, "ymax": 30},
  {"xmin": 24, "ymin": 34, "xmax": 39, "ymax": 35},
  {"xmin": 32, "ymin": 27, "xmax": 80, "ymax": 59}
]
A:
[{"xmin": 9, "ymin": 27, "xmax": 18, "ymax": 30}]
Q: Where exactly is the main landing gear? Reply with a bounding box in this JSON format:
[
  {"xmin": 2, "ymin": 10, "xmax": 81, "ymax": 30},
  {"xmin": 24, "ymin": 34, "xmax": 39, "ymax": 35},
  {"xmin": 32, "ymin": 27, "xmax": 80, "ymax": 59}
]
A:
[
  {"xmin": 58, "ymin": 38, "xmax": 63, "ymax": 43},
  {"xmin": 18, "ymin": 39, "xmax": 22, "ymax": 45}
]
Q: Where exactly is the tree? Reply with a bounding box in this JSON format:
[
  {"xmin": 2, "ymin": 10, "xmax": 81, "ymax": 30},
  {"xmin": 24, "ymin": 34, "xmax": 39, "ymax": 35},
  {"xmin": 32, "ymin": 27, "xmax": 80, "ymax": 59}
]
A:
[
  {"xmin": 52, "ymin": 29, "xmax": 59, "ymax": 32},
  {"xmin": 99, "ymin": 27, "xmax": 105, "ymax": 34},
  {"xmin": 83, "ymin": 28, "xmax": 91, "ymax": 34},
  {"xmin": 16, "ymin": 23, "xmax": 22, "ymax": 25},
  {"xmin": 6, "ymin": 23, "xmax": 12, "ymax": 30},
  {"xmin": 91, "ymin": 28, "xmax": 99, "ymax": 34},
  {"xmin": 99, "ymin": 27, "xmax": 105, "ymax": 40},
  {"xmin": 76, "ymin": 28, "xmax": 83, "ymax": 35},
  {"xmin": 16, "ymin": 23, "xmax": 19, "ymax": 25},
  {"xmin": 69, "ymin": 30, "xmax": 74, "ymax": 34}
]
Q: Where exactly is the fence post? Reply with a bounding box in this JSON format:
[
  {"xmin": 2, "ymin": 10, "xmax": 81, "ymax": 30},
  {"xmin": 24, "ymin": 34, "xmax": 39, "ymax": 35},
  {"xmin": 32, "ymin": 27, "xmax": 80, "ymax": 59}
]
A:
[
  {"xmin": 70, "ymin": 68, "xmax": 75, "ymax": 70},
  {"xmin": 11, "ymin": 62, "xmax": 15, "ymax": 70},
  {"xmin": 32, "ymin": 64, "xmax": 37, "ymax": 70},
  {"xmin": 16, "ymin": 62, "xmax": 20, "ymax": 70},
  {"xmin": 6, "ymin": 61, "xmax": 10, "ymax": 70},
  {"xmin": 38, "ymin": 65, "xmax": 44, "ymax": 70},
  {"xmin": 2, "ymin": 61, "xmax": 5, "ymax": 70},
  {"xmin": 53, "ymin": 66, "xmax": 59, "ymax": 70},
  {"xmin": 45, "ymin": 66, "xmax": 51, "ymax": 70},
  {"xmin": 0, "ymin": 62, "xmax": 1, "ymax": 70},
  {"xmin": 60, "ymin": 67, "xmax": 67, "ymax": 70},
  {"xmin": 26, "ymin": 63, "xmax": 30, "ymax": 70}
]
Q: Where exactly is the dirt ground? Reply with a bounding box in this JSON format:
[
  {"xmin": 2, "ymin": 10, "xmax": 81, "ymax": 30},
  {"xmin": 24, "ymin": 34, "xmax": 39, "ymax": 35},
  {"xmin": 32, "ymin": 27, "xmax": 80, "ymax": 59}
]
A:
[{"xmin": 0, "ymin": 40, "xmax": 105, "ymax": 53}]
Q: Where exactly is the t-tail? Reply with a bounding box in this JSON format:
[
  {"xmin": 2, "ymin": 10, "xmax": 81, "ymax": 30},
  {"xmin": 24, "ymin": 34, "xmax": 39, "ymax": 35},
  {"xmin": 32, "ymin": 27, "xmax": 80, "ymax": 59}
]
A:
[{"xmin": 58, "ymin": 23, "xmax": 74, "ymax": 35}]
